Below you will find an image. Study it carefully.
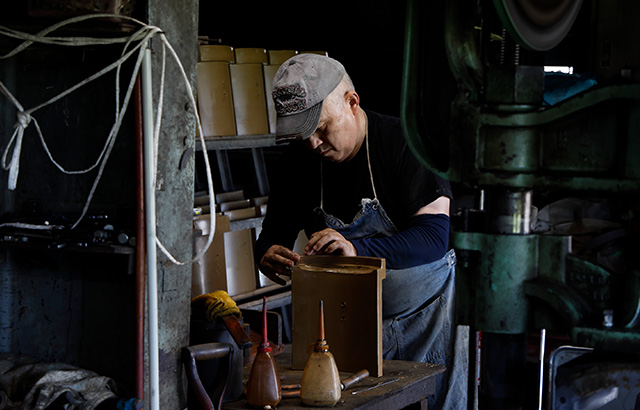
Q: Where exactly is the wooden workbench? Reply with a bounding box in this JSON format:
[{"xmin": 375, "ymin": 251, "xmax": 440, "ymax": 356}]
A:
[{"xmin": 223, "ymin": 346, "xmax": 445, "ymax": 410}]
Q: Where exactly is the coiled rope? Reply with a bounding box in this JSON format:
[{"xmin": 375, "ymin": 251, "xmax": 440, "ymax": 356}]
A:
[{"xmin": 0, "ymin": 13, "xmax": 216, "ymax": 265}]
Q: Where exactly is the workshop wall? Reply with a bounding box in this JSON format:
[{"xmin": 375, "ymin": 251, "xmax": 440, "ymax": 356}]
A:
[
  {"xmin": 0, "ymin": 29, "xmax": 140, "ymax": 397},
  {"xmin": 0, "ymin": 1, "xmax": 198, "ymax": 408}
]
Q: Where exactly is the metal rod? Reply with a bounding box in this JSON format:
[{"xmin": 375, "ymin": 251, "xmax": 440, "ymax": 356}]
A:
[
  {"xmin": 351, "ymin": 378, "xmax": 400, "ymax": 395},
  {"xmin": 142, "ymin": 44, "xmax": 160, "ymax": 410},
  {"xmin": 134, "ymin": 71, "xmax": 146, "ymax": 401},
  {"xmin": 538, "ymin": 329, "xmax": 546, "ymax": 410}
]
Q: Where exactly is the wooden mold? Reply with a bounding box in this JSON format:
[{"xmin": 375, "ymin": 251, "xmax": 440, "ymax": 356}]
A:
[{"xmin": 291, "ymin": 255, "xmax": 385, "ymax": 376}]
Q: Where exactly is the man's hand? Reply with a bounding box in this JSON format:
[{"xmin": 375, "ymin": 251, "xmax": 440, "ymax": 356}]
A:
[
  {"xmin": 260, "ymin": 245, "xmax": 300, "ymax": 285},
  {"xmin": 305, "ymin": 228, "xmax": 357, "ymax": 256}
]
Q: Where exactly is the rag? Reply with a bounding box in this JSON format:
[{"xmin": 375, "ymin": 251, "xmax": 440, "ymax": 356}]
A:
[{"xmin": 191, "ymin": 290, "xmax": 242, "ymax": 321}]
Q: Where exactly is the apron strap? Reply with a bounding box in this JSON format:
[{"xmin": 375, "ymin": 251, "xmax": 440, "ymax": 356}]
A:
[
  {"xmin": 363, "ymin": 112, "xmax": 378, "ymax": 200},
  {"xmin": 320, "ymin": 160, "xmax": 324, "ymax": 209}
]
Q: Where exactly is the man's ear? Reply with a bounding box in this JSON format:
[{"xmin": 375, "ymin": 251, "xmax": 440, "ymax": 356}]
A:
[{"xmin": 345, "ymin": 90, "xmax": 360, "ymax": 115}]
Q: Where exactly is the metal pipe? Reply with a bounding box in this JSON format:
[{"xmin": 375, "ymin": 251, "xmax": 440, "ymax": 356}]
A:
[
  {"xmin": 538, "ymin": 329, "xmax": 546, "ymax": 410},
  {"xmin": 141, "ymin": 44, "xmax": 160, "ymax": 410},
  {"xmin": 134, "ymin": 72, "xmax": 146, "ymax": 401}
]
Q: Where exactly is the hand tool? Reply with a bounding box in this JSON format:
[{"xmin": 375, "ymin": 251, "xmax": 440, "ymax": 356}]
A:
[{"xmin": 341, "ymin": 369, "xmax": 370, "ymax": 390}]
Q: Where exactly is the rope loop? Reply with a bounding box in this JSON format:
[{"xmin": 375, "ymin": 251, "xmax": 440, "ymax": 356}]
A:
[
  {"xmin": 0, "ymin": 14, "xmax": 216, "ymax": 265},
  {"xmin": 16, "ymin": 111, "xmax": 32, "ymax": 129}
]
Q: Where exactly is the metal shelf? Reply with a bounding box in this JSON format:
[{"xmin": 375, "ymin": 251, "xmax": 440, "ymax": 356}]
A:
[
  {"xmin": 236, "ymin": 288, "xmax": 292, "ymax": 311},
  {"xmin": 196, "ymin": 134, "xmax": 277, "ymax": 151}
]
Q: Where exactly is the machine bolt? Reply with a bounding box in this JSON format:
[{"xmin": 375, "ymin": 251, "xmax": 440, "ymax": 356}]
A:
[{"xmin": 602, "ymin": 309, "xmax": 614, "ymax": 328}]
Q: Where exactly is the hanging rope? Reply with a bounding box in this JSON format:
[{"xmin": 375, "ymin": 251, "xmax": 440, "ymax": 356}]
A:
[{"xmin": 0, "ymin": 13, "xmax": 216, "ymax": 265}]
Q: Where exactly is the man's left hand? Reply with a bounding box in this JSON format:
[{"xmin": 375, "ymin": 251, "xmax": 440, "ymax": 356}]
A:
[{"xmin": 305, "ymin": 228, "xmax": 356, "ymax": 256}]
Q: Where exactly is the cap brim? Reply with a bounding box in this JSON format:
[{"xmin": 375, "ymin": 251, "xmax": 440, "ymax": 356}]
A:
[{"xmin": 274, "ymin": 102, "xmax": 323, "ymax": 144}]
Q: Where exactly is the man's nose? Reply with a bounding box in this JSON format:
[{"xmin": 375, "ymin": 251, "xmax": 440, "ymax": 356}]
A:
[{"xmin": 307, "ymin": 135, "xmax": 322, "ymax": 150}]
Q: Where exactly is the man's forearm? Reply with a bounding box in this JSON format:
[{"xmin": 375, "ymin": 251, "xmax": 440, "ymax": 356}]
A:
[{"xmin": 351, "ymin": 213, "xmax": 449, "ymax": 269}]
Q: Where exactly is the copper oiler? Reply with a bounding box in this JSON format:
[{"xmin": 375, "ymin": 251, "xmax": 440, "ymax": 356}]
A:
[{"xmin": 245, "ymin": 297, "xmax": 281, "ymax": 408}]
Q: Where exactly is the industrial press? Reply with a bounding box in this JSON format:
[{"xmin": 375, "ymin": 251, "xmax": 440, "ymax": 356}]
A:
[{"xmin": 401, "ymin": 0, "xmax": 640, "ymax": 408}]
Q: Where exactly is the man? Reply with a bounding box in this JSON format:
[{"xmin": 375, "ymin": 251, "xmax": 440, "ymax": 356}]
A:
[{"xmin": 254, "ymin": 54, "xmax": 466, "ymax": 410}]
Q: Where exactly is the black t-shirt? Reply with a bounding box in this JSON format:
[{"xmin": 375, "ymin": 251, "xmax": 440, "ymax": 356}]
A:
[{"xmin": 255, "ymin": 109, "xmax": 452, "ymax": 261}]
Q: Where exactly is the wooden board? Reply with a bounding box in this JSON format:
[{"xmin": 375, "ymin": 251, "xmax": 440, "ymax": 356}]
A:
[{"xmin": 291, "ymin": 255, "xmax": 385, "ymax": 376}]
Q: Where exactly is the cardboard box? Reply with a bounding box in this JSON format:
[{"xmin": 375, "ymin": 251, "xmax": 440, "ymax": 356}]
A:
[
  {"xmin": 196, "ymin": 61, "xmax": 237, "ymax": 137},
  {"xmin": 291, "ymin": 255, "xmax": 386, "ymax": 376},
  {"xmin": 230, "ymin": 63, "xmax": 270, "ymax": 135}
]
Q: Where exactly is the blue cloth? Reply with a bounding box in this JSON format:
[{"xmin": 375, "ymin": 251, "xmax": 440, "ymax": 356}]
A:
[
  {"xmin": 117, "ymin": 398, "xmax": 143, "ymax": 410},
  {"xmin": 317, "ymin": 198, "xmax": 398, "ymax": 240},
  {"xmin": 543, "ymin": 72, "xmax": 598, "ymax": 106},
  {"xmin": 382, "ymin": 250, "xmax": 468, "ymax": 410}
]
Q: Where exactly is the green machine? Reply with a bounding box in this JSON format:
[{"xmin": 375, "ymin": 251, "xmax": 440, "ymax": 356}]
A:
[{"xmin": 401, "ymin": 0, "xmax": 640, "ymax": 408}]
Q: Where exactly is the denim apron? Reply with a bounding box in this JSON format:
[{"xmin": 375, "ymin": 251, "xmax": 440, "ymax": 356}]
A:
[{"xmin": 313, "ymin": 124, "xmax": 468, "ymax": 410}]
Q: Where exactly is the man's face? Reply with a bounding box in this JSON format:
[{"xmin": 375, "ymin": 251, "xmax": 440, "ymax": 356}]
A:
[{"xmin": 303, "ymin": 92, "xmax": 360, "ymax": 163}]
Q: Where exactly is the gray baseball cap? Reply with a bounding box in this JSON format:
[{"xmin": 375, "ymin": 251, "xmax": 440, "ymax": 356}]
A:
[{"xmin": 272, "ymin": 54, "xmax": 345, "ymax": 144}]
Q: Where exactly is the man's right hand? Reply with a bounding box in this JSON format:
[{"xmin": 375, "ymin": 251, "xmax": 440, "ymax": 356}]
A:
[{"xmin": 259, "ymin": 245, "xmax": 300, "ymax": 286}]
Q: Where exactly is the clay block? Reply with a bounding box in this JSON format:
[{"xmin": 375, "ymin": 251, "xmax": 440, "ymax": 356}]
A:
[
  {"xmin": 200, "ymin": 45, "xmax": 235, "ymax": 62},
  {"xmin": 191, "ymin": 214, "xmax": 231, "ymax": 298},
  {"xmin": 267, "ymin": 49, "xmax": 297, "ymax": 65},
  {"xmin": 196, "ymin": 61, "xmax": 236, "ymax": 137},
  {"xmin": 234, "ymin": 48, "xmax": 268, "ymax": 64},
  {"xmin": 229, "ymin": 63, "xmax": 269, "ymax": 136},
  {"xmin": 224, "ymin": 227, "xmax": 258, "ymax": 297},
  {"xmin": 263, "ymin": 64, "xmax": 279, "ymax": 134}
]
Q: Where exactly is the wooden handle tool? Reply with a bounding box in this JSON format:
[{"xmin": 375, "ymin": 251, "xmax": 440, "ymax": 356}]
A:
[
  {"xmin": 222, "ymin": 315, "xmax": 252, "ymax": 349},
  {"xmin": 341, "ymin": 369, "xmax": 370, "ymax": 390}
]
